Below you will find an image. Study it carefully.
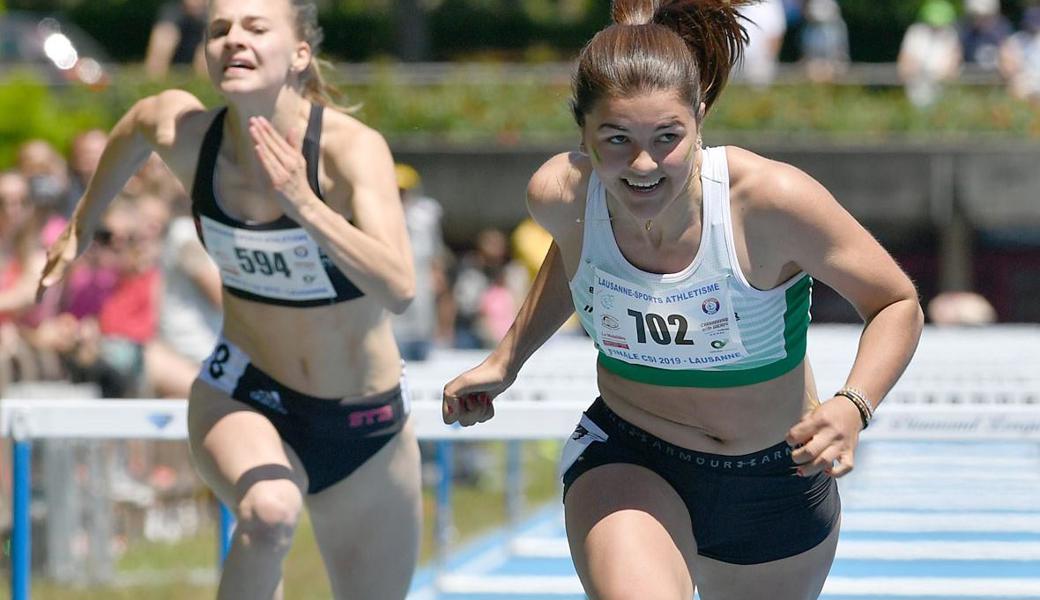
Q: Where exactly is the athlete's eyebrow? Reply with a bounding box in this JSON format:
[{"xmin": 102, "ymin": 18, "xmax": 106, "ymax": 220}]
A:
[
  {"xmin": 656, "ymin": 119, "xmax": 684, "ymax": 129},
  {"xmin": 209, "ymin": 15, "xmax": 272, "ymax": 28},
  {"xmin": 597, "ymin": 120, "xmax": 684, "ymax": 131}
]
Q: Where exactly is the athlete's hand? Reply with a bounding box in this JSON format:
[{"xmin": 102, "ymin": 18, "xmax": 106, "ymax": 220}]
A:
[
  {"xmin": 249, "ymin": 116, "xmax": 312, "ymax": 212},
  {"xmin": 442, "ymin": 358, "xmax": 516, "ymax": 427},
  {"xmin": 786, "ymin": 396, "xmax": 863, "ymax": 478},
  {"xmin": 37, "ymin": 220, "xmax": 88, "ymax": 302}
]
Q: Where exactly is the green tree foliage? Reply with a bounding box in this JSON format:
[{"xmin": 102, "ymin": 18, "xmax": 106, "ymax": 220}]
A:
[
  {"xmin": 0, "ymin": 73, "xmax": 107, "ymax": 167},
  {"xmin": 20, "ymin": 0, "xmax": 1039, "ymax": 63}
]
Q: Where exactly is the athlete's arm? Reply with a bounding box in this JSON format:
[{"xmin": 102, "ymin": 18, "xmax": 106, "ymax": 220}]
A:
[
  {"xmin": 37, "ymin": 90, "xmax": 205, "ymax": 295},
  {"xmin": 250, "ymin": 116, "xmax": 414, "ymax": 313},
  {"xmin": 761, "ymin": 163, "xmax": 922, "ymax": 406},
  {"xmin": 742, "ymin": 156, "xmax": 923, "ymax": 476}
]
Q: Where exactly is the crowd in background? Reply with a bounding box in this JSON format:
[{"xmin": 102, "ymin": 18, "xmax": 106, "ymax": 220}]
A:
[
  {"xmin": 898, "ymin": 0, "xmax": 1040, "ymax": 106},
  {"xmin": 733, "ymin": 0, "xmax": 1040, "ymax": 105},
  {"xmin": 135, "ymin": 0, "xmax": 1040, "ymax": 104},
  {"xmin": 0, "ymin": 132, "xmax": 221, "ymax": 400}
]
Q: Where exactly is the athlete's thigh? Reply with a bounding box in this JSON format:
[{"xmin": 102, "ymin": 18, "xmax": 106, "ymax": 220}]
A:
[
  {"xmin": 693, "ymin": 516, "xmax": 839, "ymax": 600},
  {"xmin": 186, "ymin": 377, "xmax": 308, "ymax": 505},
  {"xmin": 305, "ymin": 420, "xmax": 422, "ymax": 600},
  {"xmin": 565, "ymin": 463, "xmax": 697, "ymax": 600}
]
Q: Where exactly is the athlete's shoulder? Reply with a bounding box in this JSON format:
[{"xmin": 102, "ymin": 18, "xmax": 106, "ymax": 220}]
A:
[
  {"xmin": 527, "ymin": 151, "xmax": 590, "ymax": 236},
  {"xmin": 724, "ymin": 145, "xmax": 826, "ymax": 217},
  {"xmin": 321, "ymin": 107, "xmax": 386, "ymax": 149},
  {"xmin": 527, "ymin": 152, "xmax": 590, "ymax": 211},
  {"xmin": 136, "ymin": 89, "xmax": 212, "ymax": 148},
  {"xmin": 319, "ymin": 107, "xmax": 392, "ymax": 170}
]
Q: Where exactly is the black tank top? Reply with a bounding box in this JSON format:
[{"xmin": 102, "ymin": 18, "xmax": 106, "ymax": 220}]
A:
[{"xmin": 191, "ymin": 104, "xmax": 365, "ymax": 307}]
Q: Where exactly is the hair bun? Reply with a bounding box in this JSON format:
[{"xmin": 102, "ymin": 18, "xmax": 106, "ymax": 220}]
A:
[{"xmin": 611, "ymin": 0, "xmax": 660, "ymax": 26}]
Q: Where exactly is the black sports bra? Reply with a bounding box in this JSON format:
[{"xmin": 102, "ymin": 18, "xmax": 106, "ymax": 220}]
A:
[{"xmin": 191, "ymin": 104, "xmax": 364, "ymax": 307}]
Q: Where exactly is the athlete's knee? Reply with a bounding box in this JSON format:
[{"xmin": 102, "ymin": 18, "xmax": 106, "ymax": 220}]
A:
[{"xmin": 235, "ymin": 479, "xmax": 303, "ymax": 550}]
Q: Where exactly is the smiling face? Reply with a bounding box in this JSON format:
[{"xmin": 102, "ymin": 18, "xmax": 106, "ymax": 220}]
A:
[
  {"xmin": 583, "ymin": 90, "xmax": 701, "ymax": 222},
  {"xmin": 204, "ymin": 0, "xmax": 311, "ymax": 98}
]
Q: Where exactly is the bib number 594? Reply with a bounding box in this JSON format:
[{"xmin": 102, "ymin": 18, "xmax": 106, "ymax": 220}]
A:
[{"xmin": 235, "ymin": 248, "xmax": 292, "ymax": 278}]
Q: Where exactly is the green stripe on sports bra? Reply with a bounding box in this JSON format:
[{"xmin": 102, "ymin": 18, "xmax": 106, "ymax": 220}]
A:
[{"xmin": 598, "ymin": 276, "xmax": 813, "ymax": 388}]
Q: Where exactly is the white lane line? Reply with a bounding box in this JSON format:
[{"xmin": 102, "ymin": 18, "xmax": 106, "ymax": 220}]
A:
[
  {"xmin": 438, "ymin": 575, "xmax": 583, "ymax": 595},
  {"xmin": 823, "ymin": 577, "xmax": 1040, "ymax": 596},
  {"xmin": 437, "ymin": 574, "xmax": 1040, "ymax": 596},
  {"xmin": 836, "ymin": 492, "xmax": 1040, "ymax": 507},
  {"xmin": 842, "ymin": 511, "xmax": 1040, "ymax": 532},
  {"xmin": 857, "ymin": 457, "xmax": 1040, "ymax": 468},
  {"xmin": 836, "ymin": 540, "xmax": 1040, "ymax": 560},
  {"xmin": 510, "ymin": 538, "xmax": 1040, "ymax": 561}
]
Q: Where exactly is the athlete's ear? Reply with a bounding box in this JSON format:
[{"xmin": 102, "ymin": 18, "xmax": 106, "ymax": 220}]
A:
[{"xmin": 291, "ymin": 41, "xmax": 312, "ymax": 75}]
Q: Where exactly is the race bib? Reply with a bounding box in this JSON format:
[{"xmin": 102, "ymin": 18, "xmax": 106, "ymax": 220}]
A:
[
  {"xmin": 200, "ymin": 216, "xmax": 336, "ymax": 302},
  {"xmin": 592, "ymin": 269, "xmax": 748, "ymax": 369}
]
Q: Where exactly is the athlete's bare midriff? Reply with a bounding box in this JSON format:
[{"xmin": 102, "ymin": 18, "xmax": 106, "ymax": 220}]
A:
[
  {"xmin": 219, "ymin": 290, "xmax": 402, "ymax": 401},
  {"xmin": 597, "ymin": 359, "xmax": 821, "ymax": 455}
]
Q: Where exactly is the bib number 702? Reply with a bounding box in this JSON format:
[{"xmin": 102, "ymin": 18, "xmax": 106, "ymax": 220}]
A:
[{"xmin": 627, "ymin": 309, "xmax": 695, "ymax": 346}]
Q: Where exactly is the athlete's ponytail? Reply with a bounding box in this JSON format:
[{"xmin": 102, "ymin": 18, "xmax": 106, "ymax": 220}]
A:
[
  {"xmin": 611, "ymin": 0, "xmax": 661, "ymax": 26},
  {"xmin": 572, "ymin": 0, "xmax": 754, "ymax": 127},
  {"xmin": 290, "ymin": 0, "xmax": 356, "ymax": 113}
]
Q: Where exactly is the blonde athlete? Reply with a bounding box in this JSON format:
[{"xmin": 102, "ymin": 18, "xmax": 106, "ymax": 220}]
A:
[
  {"xmin": 443, "ymin": 1, "xmax": 923, "ymax": 599},
  {"xmin": 38, "ymin": 0, "xmax": 421, "ymax": 598}
]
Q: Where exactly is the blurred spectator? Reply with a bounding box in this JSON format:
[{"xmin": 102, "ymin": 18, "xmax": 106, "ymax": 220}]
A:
[
  {"xmin": 146, "ymin": 192, "xmax": 220, "ymax": 399},
  {"xmin": 959, "ymin": 0, "xmax": 1012, "ymax": 71},
  {"xmin": 453, "ymin": 228, "xmax": 527, "ymax": 349},
  {"xmin": 144, "ymin": 0, "xmax": 207, "ymax": 80},
  {"xmin": 65, "ymin": 129, "xmax": 107, "ymax": 218},
  {"xmin": 736, "ymin": 0, "xmax": 788, "ymax": 87},
  {"xmin": 898, "ymin": 0, "xmax": 962, "ymax": 108},
  {"xmin": 77, "ymin": 201, "xmax": 161, "ymax": 398},
  {"xmin": 999, "ymin": 7, "xmax": 1040, "ymax": 101},
  {"xmin": 479, "ymin": 269, "xmax": 519, "ymax": 345},
  {"xmin": 800, "ymin": 0, "xmax": 849, "ymax": 83},
  {"xmin": 0, "ymin": 172, "xmax": 45, "ymax": 319},
  {"xmin": 392, "ymin": 164, "xmax": 449, "ymax": 361},
  {"xmin": 927, "ymin": 291, "xmax": 997, "ymax": 325},
  {"xmin": 0, "ymin": 171, "xmax": 49, "ymax": 389},
  {"xmin": 17, "ymin": 139, "xmax": 69, "ymax": 216},
  {"xmin": 16, "ymin": 139, "xmax": 69, "ymax": 257}
]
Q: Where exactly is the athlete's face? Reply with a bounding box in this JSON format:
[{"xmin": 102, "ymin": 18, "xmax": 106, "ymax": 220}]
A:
[
  {"xmin": 582, "ymin": 91, "xmax": 703, "ymax": 222},
  {"xmin": 205, "ymin": 0, "xmax": 311, "ymax": 97}
]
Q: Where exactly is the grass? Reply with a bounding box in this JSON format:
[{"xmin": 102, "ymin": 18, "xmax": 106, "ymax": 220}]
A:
[{"xmin": 6, "ymin": 440, "xmax": 562, "ymax": 599}]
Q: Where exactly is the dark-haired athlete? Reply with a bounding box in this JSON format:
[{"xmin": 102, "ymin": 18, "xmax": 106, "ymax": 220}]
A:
[
  {"xmin": 38, "ymin": 1, "xmax": 421, "ymax": 598},
  {"xmin": 444, "ymin": 1, "xmax": 922, "ymax": 598}
]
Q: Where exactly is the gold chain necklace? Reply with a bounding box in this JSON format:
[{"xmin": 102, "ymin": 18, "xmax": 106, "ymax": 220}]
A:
[{"xmin": 642, "ymin": 156, "xmax": 702, "ymax": 232}]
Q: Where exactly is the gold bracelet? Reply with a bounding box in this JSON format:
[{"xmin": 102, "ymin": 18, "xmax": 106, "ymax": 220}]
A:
[
  {"xmin": 834, "ymin": 389, "xmax": 872, "ymax": 430},
  {"xmin": 840, "ymin": 386, "xmax": 875, "ymax": 419}
]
